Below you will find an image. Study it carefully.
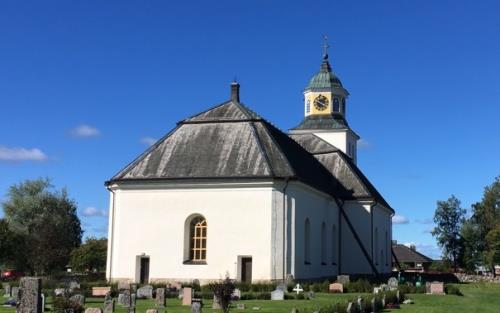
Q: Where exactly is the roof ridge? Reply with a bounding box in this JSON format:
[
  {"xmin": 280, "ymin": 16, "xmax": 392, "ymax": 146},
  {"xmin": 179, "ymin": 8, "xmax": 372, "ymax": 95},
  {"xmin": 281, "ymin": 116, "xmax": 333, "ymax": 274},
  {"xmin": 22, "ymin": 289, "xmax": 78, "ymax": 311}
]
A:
[{"xmin": 248, "ymin": 121, "xmax": 275, "ymax": 177}]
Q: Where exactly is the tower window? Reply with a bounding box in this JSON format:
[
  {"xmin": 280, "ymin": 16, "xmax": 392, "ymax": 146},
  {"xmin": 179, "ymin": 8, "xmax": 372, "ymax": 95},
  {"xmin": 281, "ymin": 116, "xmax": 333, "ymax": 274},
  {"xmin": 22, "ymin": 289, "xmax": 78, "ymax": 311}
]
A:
[
  {"xmin": 306, "ymin": 100, "xmax": 311, "ymax": 114},
  {"xmin": 333, "ymin": 98, "xmax": 340, "ymax": 112}
]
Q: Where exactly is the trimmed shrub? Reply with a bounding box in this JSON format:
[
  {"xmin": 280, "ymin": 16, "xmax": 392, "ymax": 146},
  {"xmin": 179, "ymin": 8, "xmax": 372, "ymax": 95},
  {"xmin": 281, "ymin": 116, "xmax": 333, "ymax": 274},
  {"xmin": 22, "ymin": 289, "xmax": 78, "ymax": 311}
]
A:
[{"xmin": 52, "ymin": 297, "xmax": 84, "ymax": 313}]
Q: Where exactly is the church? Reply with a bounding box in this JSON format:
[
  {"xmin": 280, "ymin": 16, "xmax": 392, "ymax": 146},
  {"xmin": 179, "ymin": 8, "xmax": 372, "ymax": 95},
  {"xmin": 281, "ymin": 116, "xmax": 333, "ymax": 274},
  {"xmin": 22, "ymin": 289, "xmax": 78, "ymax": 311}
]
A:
[{"xmin": 105, "ymin": 47, "xmax": 394, "ymax": 284}]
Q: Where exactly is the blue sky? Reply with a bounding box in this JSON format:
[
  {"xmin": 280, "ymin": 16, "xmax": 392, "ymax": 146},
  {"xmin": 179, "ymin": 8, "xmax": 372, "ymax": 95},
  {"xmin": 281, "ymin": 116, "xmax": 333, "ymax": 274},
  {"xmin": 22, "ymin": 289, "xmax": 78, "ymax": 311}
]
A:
[{"xmin": 1, "ymin": 1, "xmax": 499, "ymax": 258}]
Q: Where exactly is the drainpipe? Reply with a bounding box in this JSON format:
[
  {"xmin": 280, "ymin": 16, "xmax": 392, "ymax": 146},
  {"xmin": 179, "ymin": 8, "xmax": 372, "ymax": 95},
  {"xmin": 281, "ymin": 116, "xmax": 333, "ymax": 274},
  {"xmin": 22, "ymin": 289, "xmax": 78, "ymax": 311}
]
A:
[
  {"xmin": 282, "ymin": 178, "xmax": 290, "ymax": 282},
  {"xmin": 106, "ymin": 186, "xmax": 116, "ymax": 283}
]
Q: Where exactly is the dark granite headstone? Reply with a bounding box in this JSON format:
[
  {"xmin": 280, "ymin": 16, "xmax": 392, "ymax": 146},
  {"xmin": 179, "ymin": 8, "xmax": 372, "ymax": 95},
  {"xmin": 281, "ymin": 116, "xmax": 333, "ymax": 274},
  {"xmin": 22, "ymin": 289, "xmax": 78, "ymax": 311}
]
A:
[
  {"xmin": 118, "ymin": 290, "xmax": 131, "ymax": 307},
  {"xmin": 155, "ymin": 288, "xmax": 166, "ymax": 307},
  {"xmin": 271, "ymin": 289, "xmax": 284, "ymax": 300},
  {"xmin": 16, "ymin": 277, "xmax": 42, "ymax": 313},
  {"xmin": 337, "ymin": 275, "xmax": 350, "ymax": 285}
]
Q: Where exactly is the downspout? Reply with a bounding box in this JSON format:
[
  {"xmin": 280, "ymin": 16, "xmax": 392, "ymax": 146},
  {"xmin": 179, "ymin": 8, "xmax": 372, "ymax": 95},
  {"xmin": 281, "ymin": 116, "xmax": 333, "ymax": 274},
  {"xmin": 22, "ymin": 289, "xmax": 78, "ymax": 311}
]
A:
[
  {"xmin": 106, "ymin": 186, "xmax": 116, "ymax": 283},
  {"xmin": 282, "ymin": 178, "xmax": 290, "ymax": 282}
]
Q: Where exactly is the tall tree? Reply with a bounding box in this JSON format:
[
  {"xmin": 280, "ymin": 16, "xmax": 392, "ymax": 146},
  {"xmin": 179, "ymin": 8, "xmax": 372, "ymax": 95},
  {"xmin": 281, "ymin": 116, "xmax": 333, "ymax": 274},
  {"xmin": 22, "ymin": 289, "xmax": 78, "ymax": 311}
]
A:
[
  {"xmin": 485, "ymin": 225, "xmax": 500, "ymax": 276},
  {"xmin": 470, "ymin": 176, "xmax": 500, "ymax": 274},
  {"xmin": 70, "ymin": 237, "xmax": 107, "ymax": 272},
  {"xmin": 431, "ymin": 195, "xmax": 466, "ymax": 272},
  {"xmin": 2, "ymin": 178, "xmax": 82, "ymax": 275},
  {"xmin": 0, "ymin": 219, "xmax": 27, "ymax": 269}
]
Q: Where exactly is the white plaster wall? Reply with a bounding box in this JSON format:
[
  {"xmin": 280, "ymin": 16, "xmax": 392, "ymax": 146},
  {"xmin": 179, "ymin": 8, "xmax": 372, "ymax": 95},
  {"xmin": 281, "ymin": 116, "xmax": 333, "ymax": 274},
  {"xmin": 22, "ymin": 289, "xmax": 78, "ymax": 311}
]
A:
[
  {"xmin": 372, "ymin": 205, "xmax": 392, "ymax": 274},
  {"xmin": 288, "ymin": 183, "xmax": 340, "ymax": 280},
  {"xmin": 106, "ymin": 183, "xmax": 274, "ymax": 283},
  {"xmin": 340, "ymin": 201, "xmax": 373, "ymax": 274},
  {"xmin": 314, "ymin": 130, "xmax": 358, "ymax": 163}
]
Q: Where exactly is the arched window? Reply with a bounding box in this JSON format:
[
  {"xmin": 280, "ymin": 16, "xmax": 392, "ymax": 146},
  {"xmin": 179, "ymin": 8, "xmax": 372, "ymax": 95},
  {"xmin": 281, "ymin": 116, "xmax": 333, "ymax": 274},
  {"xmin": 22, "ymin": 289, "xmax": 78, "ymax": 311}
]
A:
[
  {"xmin": 304, "ymin": 219, "xmax": 311, "ymax": 264},
  {"xmin": 185, "ymin": 215, "xmax": 207, "ymax": 262},
  {"xmin": 321, "ymin": 222, "xmax": 326, "ymax": 265},
  {"xmin": 374, "ymin": 228, "xmax": 379, "ymax": 265},
  {"xmin": 333, "ymin": 98, "xmax": 340, "ymax": 112},
  {"xmin": 331, "ymin": 224, "xmax": 337, "ymax": 265}
]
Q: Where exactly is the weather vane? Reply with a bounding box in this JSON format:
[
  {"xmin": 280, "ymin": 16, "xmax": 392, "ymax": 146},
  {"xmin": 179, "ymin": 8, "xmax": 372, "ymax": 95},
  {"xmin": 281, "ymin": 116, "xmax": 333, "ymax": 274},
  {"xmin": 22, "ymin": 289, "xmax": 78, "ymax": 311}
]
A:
[{"xmin": 322, "ymin": 35, "xmax": 330, "ymax": 59}]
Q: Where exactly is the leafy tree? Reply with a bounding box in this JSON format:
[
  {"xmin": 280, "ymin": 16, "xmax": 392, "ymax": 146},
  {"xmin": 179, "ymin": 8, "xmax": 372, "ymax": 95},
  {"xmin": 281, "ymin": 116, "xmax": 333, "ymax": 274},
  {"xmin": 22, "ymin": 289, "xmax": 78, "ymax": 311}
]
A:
[
  {"xmin": 2, "ymin": 178, "xmax": 82, "ymax": 275},
  {"xmin": 485, "ymin": 225, "xmax": 500, "ymax": 276},
  {"xmin": 459, "ymin": 219, "xmax": 481, "ymax": 272},
  {"xmin": 70, "ymin": 237, "xmax": 107, "ymax": 272},
  {"xmin": 0, "ymin": 219, "xmax": 27, "ymax": 269},
  {"xmin": 209, "ymin": 277, "xmax": 235, "ymax": 313},
  {"xmin": 431, "ymin": 195, "xmax": 466, "ymax": 272},
  {"xmin": 470, "ymin": 176, "xmax": 500, "ymax": 274}
]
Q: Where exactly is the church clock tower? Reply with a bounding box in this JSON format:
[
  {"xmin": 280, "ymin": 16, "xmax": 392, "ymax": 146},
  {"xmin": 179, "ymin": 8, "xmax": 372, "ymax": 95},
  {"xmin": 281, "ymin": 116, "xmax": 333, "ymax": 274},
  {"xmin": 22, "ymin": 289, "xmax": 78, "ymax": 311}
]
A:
[{"xmin": 290, "ymin": 38, "xmax": 360, "ymax": 163}]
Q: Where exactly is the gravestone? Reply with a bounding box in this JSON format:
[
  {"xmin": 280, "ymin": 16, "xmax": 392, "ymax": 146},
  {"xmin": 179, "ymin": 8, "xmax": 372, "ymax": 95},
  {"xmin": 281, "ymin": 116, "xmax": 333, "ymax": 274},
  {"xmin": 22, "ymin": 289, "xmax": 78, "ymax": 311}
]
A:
[
  {"xmin": 382, "ymin": 294, "xmax": 386, "ymax": 308},
  {"xmin": 291, "ymin": 308, "xmax": 299, "ymax": 313},
  {"xmin": 237, "ymin": 303, "xmax": 246, "ymax": 310},
  {"xmin": 371, "ymin": 297, "xmax": 376, "ymax": 313},
  {"xmin": 54, "ymin": 289, "xmax": 65, "ymax": 297},
  {"xmin": 357, "ymin": 296, "xmax": 363, "ymax": 312},
  {"xmin": 388, "ymin": 277, "xmax": 398, "ymax": 290},
  {"xmin": 146, "ymin": 310, "xmax": 158, "ymax": 313},
  {"xmin": 307, "ymin": 291, "xmax": 315, "ymax": 299},
  {"xmin": 3, "ymin": 283, "xmax": 11, "ymax": 297},
  {"xmin": 103, "ymin": 296, "xmax": 115, "ymax": 313},
  {"xmin": 212, "ymin": 295, "xmax": 221, "ymax": 309},
  {"xmin": 126, "ymin": 308, "xmax": 135, "ymax": 313},
  {"xmin": 252, "ymin": 307, "xmax": 261, "ymax": 311},
  {"xmin": 178, "ymin": 288, "xmax": 184, "ymax": 299},
  {"xmin": 12, "ymin": 287, "xmax": 20, "ymax": 299},
  {"xmin": 68, "ymin": 281, "xmax": 80, "ymax": 291},
  {"xmin": 428, "ymin": 282, "xmax": 445, "ymax": 295},
  {"xmin": 155, "ymin": 288, "xmax": 166, "ymax": 307},
  {"xmin": 118, "ymin": 290, "xmax": 131, "ymax": 307},
  {"xmin": 396, "ymin": 290, "xmax": 400, "ymax": 303},
  {"xmin": 329, "ymin": 283, "xmax": 343, "ymax": 293},
  {"xmin": 16, "ymin": 277, "xmax": 42, "ymax": 313},
  {"xmin": 130, "ymin": 294, "xmax": 136, "ymax": 308},
  {"xmin": 137, "ymin": 285, "xmax": 153, "ymax": 299},
  {"xmin": 92, "ymin": 287, "xmax": 111, "ymax": 297},
  {"xmin": 70, "ymin": 294, "xmax": 85, "ymax": 306},
  {"xmin": 231, "ymin": 288, "xmax": 241, "ymax": 300},
  {"xmin": 271, "ymin": 289, "xmax": 284, "ymax": 300},
  {"xmin": 292, "ymin": 284, "xmax": 303, "ymax": 294},
  {"xmin": 373, "ymin": 287, "xmax": 381, "ymax": 294},
  {"xmin": 84, "ymin": 309, "xmax": 102, "ymax": 313},
  {"xmin": 130, "ymin": 284, "xmax": 138, "ymax": 293},
  {"xmin": 190, "ymin": 301, "xmax": 201, "ymax": 313},
  {"xmin": 182, "ymin": 287, "xmax": 192, "ymax": 306},
  {"xmin": 336, "ymin": 275, "xmax": 350, "ymax": 285},
  {"xmin": 346, "ymin": 302, "xmax": 353, "ymax": 313},
  {"xmin": 118, "ymin": 281, "xmax": 130, "ymax": 291}
]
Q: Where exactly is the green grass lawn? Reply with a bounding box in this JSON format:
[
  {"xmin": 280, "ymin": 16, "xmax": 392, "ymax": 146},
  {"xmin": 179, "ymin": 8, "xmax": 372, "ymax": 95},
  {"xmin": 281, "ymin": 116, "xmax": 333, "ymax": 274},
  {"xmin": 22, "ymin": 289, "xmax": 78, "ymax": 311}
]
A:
[{"xmin": 2, "ymin": 283, "xmax": 500, "ymax": 313}]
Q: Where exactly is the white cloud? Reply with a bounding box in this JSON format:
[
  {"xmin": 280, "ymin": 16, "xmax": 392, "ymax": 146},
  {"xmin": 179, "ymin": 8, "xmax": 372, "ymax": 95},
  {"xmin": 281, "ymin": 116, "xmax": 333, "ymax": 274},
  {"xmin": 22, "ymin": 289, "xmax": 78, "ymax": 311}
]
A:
[
  {"xmin": 140, "ymin": 137, "xmax": 157, "ymax": 146},
  {"xmin": 416, "ymin": 218, "xmax": 434, "ymax": 224},
  {"xmin": 82, "ymin": 207, "xmax": 108, "ymax": 217},
  {"xmin": 358, "ymin": 139, "xmax": 372, "ymax": 149},
  {"xmin": 0, "ymin": 146, "xmax": 48, "ymax": 161},
  {"xmin": 71, "ymin": 124, "xmax": 100, "ymax": 138},
  {"xmin": 392, "ymin": 214, "xmax": 410, "ymax": 224}
]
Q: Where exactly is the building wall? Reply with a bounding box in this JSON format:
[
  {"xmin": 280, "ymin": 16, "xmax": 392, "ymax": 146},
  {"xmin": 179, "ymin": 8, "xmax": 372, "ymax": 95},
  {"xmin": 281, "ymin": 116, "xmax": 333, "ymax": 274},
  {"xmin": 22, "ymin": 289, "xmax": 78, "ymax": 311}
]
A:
[
  {"xmin": 314, "ymin": 131, "xmax": 358, "ymax": 163},
  {"xmin": 340, "ymin": 201, "xmax": 373, "ymax": 274},
  {"xmin": 286, "ymin": 183, "xmax": 340, "ymax": 280},
  {"xmin": 106, "ymin": 182, "xmax": 274, "ymax": 283},
  {"xmin": 372, "ymin": 204, "xmax": 392, "ymax": 274}
]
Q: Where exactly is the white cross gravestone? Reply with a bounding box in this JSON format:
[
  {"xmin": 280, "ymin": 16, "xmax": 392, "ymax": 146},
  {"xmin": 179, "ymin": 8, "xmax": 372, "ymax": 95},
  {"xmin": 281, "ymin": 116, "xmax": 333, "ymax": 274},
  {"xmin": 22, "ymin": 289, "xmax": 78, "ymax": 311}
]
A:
[{"xmin": 292, "ymin": 284, "xmax": 303, "ymax": 295}]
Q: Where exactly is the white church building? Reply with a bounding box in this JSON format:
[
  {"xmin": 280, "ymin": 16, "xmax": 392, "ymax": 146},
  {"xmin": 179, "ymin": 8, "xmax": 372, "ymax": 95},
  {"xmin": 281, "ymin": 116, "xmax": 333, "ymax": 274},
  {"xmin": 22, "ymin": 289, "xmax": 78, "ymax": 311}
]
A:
[{"xmin": 105, "ymin": 49, "xmax": 394, "ymax": 284}]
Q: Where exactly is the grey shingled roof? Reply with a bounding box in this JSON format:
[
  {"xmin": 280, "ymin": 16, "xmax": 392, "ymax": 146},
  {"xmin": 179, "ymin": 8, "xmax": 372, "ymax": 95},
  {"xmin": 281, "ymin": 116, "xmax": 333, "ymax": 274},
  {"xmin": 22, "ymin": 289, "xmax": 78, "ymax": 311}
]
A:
[
  {"xmin": 289, "ymin": 133, "xmax": 393, "ymax": 211},
  {"xmin": 290, "ymin": 114, "xmax": 349, "ymax": 131},
  {"xmin": 108, "ymin": 100, "xmax": 350, "ymax": 198},
  {"xmin": 392, "ymin": 244, "xmax": 433, "ymax": 263}
]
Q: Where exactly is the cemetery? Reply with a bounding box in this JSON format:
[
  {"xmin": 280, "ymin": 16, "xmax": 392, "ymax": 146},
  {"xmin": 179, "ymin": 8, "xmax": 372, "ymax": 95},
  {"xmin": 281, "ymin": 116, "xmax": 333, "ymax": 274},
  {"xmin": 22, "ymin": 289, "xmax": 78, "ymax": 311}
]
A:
[{"xmin": 1, "ymin": 276, "xmax": 499, "ymax": 313}]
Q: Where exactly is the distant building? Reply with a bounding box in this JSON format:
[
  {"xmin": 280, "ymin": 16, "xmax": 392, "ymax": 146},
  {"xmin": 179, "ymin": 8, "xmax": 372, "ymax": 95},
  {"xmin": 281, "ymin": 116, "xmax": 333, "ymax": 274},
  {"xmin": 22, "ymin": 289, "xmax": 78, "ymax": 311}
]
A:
[{"xmin": 392, "ymin": 242, "xmax": 433, "ymax": 272}]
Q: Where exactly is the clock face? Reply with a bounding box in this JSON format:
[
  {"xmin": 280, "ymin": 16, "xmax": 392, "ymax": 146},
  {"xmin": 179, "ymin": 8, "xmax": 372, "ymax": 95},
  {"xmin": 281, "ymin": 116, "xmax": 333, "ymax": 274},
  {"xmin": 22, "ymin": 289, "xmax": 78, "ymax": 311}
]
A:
[{"xmin": 313, "ymin": 95, "xmax": 329, "ymax": 111}]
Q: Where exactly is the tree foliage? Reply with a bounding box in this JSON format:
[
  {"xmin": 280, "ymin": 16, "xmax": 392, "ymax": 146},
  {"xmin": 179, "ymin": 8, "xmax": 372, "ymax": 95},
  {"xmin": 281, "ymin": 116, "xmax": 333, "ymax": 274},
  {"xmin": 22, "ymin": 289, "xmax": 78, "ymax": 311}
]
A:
[
  {"xmin": 209, "ymin": 277, "xmax": 235, "ymax": 313},
  {"xmin": 70, "ymin": 237, "xmax": 107, "ymax": 272},
  {"xmin": 431, "ymin": 195, "xmax": 466, "ymax": 272},
  {"xmin": 0, "ymin": 219, "xmax": 27, "ymax": 269},
  {"xmin": 1, "ymin": 178, "xmax": 82, "ymax": 275}
]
